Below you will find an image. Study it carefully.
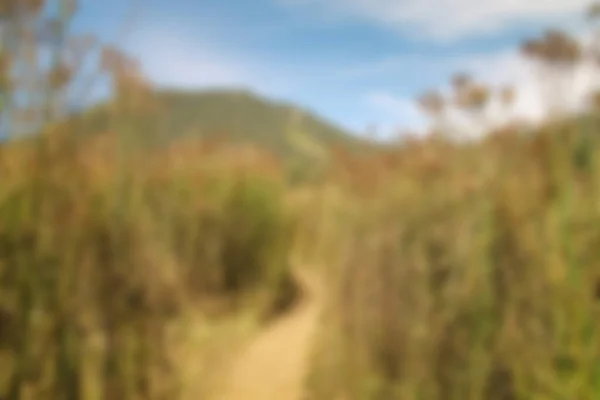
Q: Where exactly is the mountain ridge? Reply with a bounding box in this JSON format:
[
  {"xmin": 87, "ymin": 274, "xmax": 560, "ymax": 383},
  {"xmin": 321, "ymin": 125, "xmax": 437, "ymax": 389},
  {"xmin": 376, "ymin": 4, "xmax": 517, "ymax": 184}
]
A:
[{"xmin": 78, "ymin": 88, "xmax": 370, "ymax": 160}]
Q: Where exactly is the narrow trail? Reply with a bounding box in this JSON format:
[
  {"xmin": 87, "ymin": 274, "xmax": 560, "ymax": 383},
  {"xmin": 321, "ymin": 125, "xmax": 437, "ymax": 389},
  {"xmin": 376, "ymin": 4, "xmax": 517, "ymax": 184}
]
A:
[{"xmin": 213, "ymin": 267, "xmax": 322, "ymax": 400}]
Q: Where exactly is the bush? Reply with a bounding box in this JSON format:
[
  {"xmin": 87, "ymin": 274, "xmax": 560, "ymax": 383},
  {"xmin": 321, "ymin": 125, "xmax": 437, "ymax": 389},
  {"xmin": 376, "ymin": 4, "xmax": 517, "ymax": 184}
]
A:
[
  {"xmin": 307, "ymin": 128, "xmax": 600, "ymax": 400},
  {"xmin": 0, "ymin": 141, "xmax": 183, "ymax": 400},
  {"xmin": 145, "ymin": 145, "xmax": 297, "ymax": 314},
  {"xmin": 0, "ymin": 134, "xmax": 298, "ymax": 399}
]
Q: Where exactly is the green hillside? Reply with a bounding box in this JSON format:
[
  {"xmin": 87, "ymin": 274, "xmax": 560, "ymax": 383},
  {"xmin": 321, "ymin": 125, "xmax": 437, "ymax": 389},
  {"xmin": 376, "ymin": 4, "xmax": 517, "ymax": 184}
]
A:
[{"xmin": 80, "ymin": 88, "xmax": 368, "ymax": 159}]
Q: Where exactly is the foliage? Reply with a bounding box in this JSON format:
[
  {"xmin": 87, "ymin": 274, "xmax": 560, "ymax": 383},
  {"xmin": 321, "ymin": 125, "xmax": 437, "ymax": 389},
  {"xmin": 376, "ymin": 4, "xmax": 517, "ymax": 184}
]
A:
[
  {"xmin": 305, "ymin": 111, "xmax": 600, "ymax": 400},
  {"xmin": 0, "ymin": 2, "xmax": 300, "ymax": 398}
]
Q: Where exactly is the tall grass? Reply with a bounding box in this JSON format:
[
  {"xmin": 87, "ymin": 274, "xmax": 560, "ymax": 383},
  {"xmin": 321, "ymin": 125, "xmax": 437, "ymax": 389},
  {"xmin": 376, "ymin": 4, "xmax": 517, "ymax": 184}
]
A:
[
  {"xmin": 6, "ymin": 3, "xmax": 600, "ymax": 399},
  {"xmin": 0, "ymin": 121, "xmax": 300, "ymax": 399},
  {"xmin": 0, "ymin": 1, "xmax": 304, "ymax": 397},
  {"xmin": 0, "ymin": 129, "xmax": 182, "ymax": 399},
  {"xmin": 144, "ymin": 140, "xmax": 298, "ymax": 316},
  {"xmin": 306, "ymin": 121, "xmax": 600, "ymax": 399}
]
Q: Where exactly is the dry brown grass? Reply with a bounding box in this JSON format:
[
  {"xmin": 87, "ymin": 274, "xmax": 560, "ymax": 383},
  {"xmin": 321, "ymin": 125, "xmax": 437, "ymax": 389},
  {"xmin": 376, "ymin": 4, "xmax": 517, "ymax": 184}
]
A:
[{"xmin": 305, "ymin": 121, "xmax": 600, "ymax": 400}]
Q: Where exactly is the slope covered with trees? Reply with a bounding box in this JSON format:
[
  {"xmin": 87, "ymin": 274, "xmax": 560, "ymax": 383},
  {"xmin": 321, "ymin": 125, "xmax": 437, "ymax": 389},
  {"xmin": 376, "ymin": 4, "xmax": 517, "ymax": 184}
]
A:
[{"xmin": 77, "ymin": 89, "xmax": 368, "ymax": 160}]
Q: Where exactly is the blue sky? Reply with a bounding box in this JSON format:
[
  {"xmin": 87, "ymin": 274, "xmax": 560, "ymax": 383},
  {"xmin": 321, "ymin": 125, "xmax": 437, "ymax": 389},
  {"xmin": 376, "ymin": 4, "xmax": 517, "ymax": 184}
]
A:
[{"xmin": 72, "ymin": 0, "xmax": 595, "ymax": 138}]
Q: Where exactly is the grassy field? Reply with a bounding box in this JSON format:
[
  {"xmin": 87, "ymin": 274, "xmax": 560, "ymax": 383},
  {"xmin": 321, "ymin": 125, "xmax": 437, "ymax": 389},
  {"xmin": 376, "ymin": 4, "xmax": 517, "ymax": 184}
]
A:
[
  {"xmin": 304, "ymin": 119, "xmax": 600, "ymax": 399},
  {"xmin": 4, "ymin": 1, "xmax": 600, "ymax": 399},
  {"xmin": 0, "ymin": 125, "xmax": 300, "ymax": 399}
]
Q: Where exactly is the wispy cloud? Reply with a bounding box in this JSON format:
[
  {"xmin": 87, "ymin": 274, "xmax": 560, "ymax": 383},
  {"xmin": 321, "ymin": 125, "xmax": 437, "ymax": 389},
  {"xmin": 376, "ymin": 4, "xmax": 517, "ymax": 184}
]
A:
[
  {"xmin": 126, "ymin": 27, "xmax": 289, "ymax": 96},
  {"xmin": 277, "ymin": 0, "xmax": 590, "ymax": 41},
  {"xmin": 457, "ymin": 38, "xmax": 600, "ymax": 121},
  {"xmin": 355, "ymin": 29, "xmax": 600, "ymax": 136},
  {"xmin": 365, "ymin": 91, "xmax": 428, "ymax": 137}
]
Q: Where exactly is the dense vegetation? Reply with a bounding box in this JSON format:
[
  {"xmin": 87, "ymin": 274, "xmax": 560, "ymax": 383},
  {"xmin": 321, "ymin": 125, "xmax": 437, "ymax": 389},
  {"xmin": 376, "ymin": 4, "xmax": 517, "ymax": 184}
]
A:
[
  {"xmin": 4, "ymin": 1, "xmax": 600, "ymax": 400},
  {"xmin": 304, "ymin": 8, "xmax": 600, "ymax": 399},
  {"xmin": 0, "ymin": 3, "xmax": 301, "ymax": 398},
  {"xmin": 305, "ymin": 116, "xmax": 600, "ymax": 399}
]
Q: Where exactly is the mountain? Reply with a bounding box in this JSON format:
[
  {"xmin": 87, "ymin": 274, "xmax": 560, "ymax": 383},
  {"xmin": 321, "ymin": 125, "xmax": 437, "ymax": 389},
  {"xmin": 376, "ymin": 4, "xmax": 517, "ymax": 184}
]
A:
[{"xmin": 79, "ymin": 88, "xmax": 369, "ymax": 160}]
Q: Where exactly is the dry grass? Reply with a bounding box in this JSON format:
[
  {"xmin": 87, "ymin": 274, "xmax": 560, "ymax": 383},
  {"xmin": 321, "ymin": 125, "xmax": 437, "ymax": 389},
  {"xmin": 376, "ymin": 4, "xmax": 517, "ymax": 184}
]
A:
[
  {"xmin": 0, "ymin": 3, "xmax": 303, "ymax": 396},
  {"xmin": 0, "ymin": 125, "xmax": 299, "ymax": 399},
  {"xmin": 305, "ymin": 121, "xmax": 600, "ymax": 400},
  {"xmin": 5, "ymin": 2, "xmax": 600, "ymax": 399}
]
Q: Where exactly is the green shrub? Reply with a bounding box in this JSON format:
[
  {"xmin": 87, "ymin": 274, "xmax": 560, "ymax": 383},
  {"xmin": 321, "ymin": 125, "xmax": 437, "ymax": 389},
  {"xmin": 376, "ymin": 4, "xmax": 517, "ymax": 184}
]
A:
[
  {"xmin": 0, "ymin": 150, "xmax": 183, "ymax": 400},
  {"xmin": 148, "ymin": 167, "xmax": 296, "ymax": 314}
]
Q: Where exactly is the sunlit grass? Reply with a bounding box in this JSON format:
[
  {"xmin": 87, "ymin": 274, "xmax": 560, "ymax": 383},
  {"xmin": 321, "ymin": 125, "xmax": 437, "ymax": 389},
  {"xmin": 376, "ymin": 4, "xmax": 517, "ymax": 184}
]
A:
[
  {"xmin": 304, "ymin": 121, "xmax": 600, "ymax": 400},
  {"xmin": 6, "ymin": 1, "xmax": 600, "ymax": 400}
]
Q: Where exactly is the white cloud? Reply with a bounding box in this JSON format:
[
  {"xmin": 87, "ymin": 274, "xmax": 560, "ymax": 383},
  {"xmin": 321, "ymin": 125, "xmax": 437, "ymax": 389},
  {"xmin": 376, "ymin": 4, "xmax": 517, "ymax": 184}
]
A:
[
  {"xmin": 130, "ymin": 34, "xmax": 248, "ymax": 87},
  {"xmin": 278, "ymin": 0, "xmax": 590, "ymax": 40},
  {"xmin": 126, "ymin": 28, "xmax": 289, "ymax": 97},
  {"xmin": 456, "ymin": 49, "xmax": 545, "ymax": 123},
  {"xmin": 365, "ymin": 91, "xmax": 429, "ymax": 138},
  {"xmin": 459, "ymin": 42, "xmax": 600, "ymax": 122},
  {"xmin": 356, "ymin": 27, "xmax": 600, "ymax": 138}
]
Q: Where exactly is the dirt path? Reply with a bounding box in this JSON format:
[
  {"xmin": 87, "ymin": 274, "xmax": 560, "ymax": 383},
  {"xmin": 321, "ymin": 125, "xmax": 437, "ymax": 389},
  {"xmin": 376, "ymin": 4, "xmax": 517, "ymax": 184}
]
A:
[{"xmin": 213, "ymin": 268, "xmax": 321, "ymax": 400}]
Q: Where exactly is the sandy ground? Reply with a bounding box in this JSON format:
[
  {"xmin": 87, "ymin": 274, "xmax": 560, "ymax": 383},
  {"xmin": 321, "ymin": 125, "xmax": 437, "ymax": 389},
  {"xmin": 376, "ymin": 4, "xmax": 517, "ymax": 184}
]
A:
[{"xmin": 212, "ymin": 268, "xmax": 321, "ymax": 400}]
